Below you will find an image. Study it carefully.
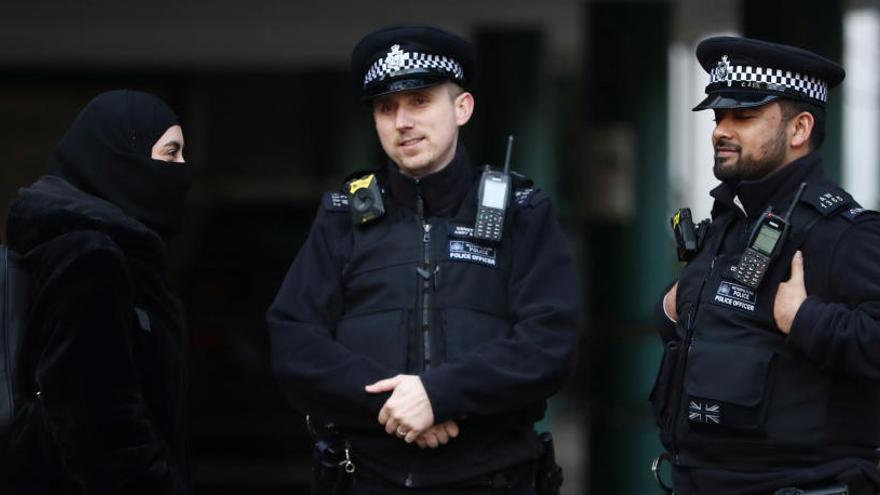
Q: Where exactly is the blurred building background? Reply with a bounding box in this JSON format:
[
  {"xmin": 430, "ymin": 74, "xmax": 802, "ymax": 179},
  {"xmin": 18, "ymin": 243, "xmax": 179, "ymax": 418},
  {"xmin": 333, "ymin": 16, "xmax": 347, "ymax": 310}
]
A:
[{"xmin": 1, "ymin": 0, "xmax": 878, "ymax": 493}]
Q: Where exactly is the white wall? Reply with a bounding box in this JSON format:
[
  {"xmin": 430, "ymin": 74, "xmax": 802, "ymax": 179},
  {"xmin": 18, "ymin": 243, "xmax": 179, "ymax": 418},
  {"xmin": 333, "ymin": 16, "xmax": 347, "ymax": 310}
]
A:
[
  {"xmin": 843, "ymin": 6, "xmax": 880, "ymax": 209},
  {"xmin": 667, "ymin": 0, "xmax": 740, "ymax": 220}
]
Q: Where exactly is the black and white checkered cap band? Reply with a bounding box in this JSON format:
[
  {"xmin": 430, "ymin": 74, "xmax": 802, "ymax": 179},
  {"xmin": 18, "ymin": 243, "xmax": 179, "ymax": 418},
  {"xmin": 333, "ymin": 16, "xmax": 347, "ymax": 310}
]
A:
[
  {"xmin": 363, "ymin": 49, "xmax": 464, "ymax": 88},
  {"xmin": 709, "ymin": 60, "xmax": 829, "ymax": 103}
]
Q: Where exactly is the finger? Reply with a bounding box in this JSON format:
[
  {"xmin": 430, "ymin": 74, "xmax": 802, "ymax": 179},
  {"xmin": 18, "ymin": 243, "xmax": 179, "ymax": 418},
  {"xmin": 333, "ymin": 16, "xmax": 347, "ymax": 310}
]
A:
[
  {"xmin": 668, "ymin": 282, "xmax": 678, "ymax": 301},
  {"xmin": 404, "ymin": 428, "xmax": 422, "ymax": 444},
  {"xmin": 434, "ymin": 427, "xmax": 449, "ymax": 444},
  {"xmin": 425, "ymin": 432, "xmax": 439, "ymax": 448},
  {"xmin": 385, "ymin": 418, "xmax": 400, "ymax": 435},
  {"xmin": 365, "ymin": 375, "xmax": 402, "ymax": 393},
  {"xmin": 789, "ymin": 250, "xmax": 804, "ymax": 282},
  {"xmin": 378, "ymin": 404, "xmax": 391, "ymax": 425},
  {"xmin": 664, "ymin": 282, "xmax": 680, "ymax": 322},
  {"xmin": 416, "ymin": 436, "xmax": 427, "ymax": 448},
  {"xmin": 395, "ymin": 425, "xmax": 408, "ymax": 438},
  {"xmin": 444, "ymin": 421, "xmax": 460, "ymax": 438}
]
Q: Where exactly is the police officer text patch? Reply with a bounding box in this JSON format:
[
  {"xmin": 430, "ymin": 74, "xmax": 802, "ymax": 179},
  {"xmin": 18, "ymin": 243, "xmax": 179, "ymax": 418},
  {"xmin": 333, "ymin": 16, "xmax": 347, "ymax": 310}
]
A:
[
  {"xmin": 448, "ymin": 240, "xmax": 496, "ymax": 266},
  {"xmin": 713, "ymin": 280, "xmax": 757, "ymax": 313}
]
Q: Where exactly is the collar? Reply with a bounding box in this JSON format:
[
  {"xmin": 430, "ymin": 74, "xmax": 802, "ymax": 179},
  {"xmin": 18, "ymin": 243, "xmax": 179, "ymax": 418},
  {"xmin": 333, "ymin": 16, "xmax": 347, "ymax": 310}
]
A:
[
  {"xmin": 385, "ymin": 144, "xmax": 475, "ymax": 217},
  {"xmin": 710, "ymin": 151, "xmax": 825, "ymax": 219},
  {"xmin": 6, "ymin": 175, "xmax": 166, "ymax": 269}
]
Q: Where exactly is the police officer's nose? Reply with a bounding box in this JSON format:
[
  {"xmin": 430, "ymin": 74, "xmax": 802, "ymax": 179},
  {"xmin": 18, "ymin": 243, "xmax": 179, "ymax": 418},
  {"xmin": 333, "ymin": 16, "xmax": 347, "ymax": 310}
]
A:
[
  {"xmin": 395, "ymin": 108, "xmax": 414, "ymax": 130},
  {"xmin": 712, "ymin": 115, "xmax": 734, "ymax": 144}
]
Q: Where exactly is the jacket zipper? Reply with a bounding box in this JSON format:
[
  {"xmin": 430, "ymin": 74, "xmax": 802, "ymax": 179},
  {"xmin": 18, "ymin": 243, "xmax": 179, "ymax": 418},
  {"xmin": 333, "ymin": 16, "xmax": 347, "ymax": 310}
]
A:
[
  {"xmin": 416, "ymin": 192, "xmax": 433, "ymax": 371},
  {"xmin": 668, "ymin": 254, "xmax": 717, "ymax": 464}
]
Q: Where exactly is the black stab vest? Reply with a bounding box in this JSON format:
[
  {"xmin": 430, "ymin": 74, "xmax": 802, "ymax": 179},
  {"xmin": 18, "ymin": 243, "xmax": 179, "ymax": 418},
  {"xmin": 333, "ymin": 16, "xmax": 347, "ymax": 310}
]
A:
[
  {"xmin": 334, "ymin": 175, "xmax": 533, "ymax": 374},
  {"xmin": 651, "ymin": 179, "xmax": 880, "ymax": 470}
]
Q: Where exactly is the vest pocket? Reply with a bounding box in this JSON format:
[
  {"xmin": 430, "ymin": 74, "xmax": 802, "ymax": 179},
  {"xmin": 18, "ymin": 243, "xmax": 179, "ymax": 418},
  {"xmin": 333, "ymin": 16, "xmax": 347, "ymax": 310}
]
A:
[
  {"xmin": 649, "ymin": 340, "xmax": 680, "ymax": 430},
  {"xmin": 336, "ymin": 309, "xmax": 407, "ymax": 372},
  {"xmin": 684, "ymin": 340, "xmax": 776, "ymax": 432}
]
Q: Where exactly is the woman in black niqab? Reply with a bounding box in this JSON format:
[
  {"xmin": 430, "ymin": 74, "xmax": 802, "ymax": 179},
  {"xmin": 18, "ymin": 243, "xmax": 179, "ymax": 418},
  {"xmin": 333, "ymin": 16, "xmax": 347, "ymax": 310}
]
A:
[
  {"xmin": 1, "ymin": 90, "xmax": 193, "ymax": 494},
  {"xmin": 48, "ymin": 89, "xmax": 192, "ymax": 239}
]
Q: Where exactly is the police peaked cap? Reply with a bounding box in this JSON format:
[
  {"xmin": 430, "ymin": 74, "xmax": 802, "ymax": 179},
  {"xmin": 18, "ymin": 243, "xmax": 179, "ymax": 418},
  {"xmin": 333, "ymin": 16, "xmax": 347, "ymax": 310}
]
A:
[
  {"xmin": 693, "ymin": 36, "xmax": 845, "ymax": 111},
  {"xmin": 352, "ymin": 25, "xmax": 476, "ymax": 99}
]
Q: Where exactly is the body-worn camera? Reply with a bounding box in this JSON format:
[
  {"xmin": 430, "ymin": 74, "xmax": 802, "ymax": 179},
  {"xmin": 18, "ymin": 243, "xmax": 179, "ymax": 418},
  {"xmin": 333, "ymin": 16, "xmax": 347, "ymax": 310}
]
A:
[
  {"xmin": 346, "ymin": 174, "xmax": 385, "ymax": 225},
  {"xmin": 671, "ymin": 208, "xmax": 709, "ymax": 262}
]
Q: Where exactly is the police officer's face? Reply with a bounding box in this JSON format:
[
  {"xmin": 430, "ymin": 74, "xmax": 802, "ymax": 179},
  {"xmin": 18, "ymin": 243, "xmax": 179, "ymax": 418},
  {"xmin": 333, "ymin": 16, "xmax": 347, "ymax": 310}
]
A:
[
  {"xmin": 372, "ymin": 83, "xmax": 474, "ymax": 177},
  {"xmin": 712, "ymin": 102, "xmax": 789, "ymax": 182}
]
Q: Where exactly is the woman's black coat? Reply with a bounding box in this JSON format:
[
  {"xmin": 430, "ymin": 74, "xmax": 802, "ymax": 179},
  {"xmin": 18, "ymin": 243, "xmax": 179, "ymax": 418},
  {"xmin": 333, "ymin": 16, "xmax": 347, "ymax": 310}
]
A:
[{"xmin": 1, "ymin": 175, "xmax": 190, "ymax": 494}]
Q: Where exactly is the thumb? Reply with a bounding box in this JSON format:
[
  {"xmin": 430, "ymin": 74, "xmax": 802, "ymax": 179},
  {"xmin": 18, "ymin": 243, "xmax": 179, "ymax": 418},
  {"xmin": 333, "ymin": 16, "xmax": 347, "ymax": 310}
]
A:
[
  {"xmin": 365, "ymin": 375, "xmax": 402, "ymax": 393},
  {"xmin": 788, "ymin": 250, "xmax": 804, "ymax": 282}
]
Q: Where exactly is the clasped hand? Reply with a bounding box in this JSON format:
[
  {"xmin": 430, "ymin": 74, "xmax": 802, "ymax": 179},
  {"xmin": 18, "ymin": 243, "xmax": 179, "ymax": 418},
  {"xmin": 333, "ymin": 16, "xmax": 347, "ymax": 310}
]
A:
[{"xmin": 365, "ymin": 374, "xmax": 459, "ymax": 448}]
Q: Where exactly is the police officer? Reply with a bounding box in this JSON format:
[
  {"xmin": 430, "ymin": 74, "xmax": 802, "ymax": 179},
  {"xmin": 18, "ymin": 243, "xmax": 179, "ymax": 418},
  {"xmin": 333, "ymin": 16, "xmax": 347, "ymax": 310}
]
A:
[
  {"xmin": 652, "ymin": 36, "xmax": 880, "ymax": 495},
  {"xmin": 267, "ymin": 25, "xmax": 581, "ymax": 494}
]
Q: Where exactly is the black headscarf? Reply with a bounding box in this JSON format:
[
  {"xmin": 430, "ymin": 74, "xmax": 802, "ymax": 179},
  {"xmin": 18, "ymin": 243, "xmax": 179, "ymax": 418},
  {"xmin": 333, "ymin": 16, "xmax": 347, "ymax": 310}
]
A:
[{"xmin": 47, "ymin": 89, "xmax": 192, "ymax": 239}]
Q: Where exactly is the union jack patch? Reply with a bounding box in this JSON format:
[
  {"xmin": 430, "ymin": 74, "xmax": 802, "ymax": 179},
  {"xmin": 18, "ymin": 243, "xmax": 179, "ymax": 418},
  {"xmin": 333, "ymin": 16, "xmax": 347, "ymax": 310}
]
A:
[{"xmin": 688, "ymin": 400, "xmax": 721, "ymax": 425}]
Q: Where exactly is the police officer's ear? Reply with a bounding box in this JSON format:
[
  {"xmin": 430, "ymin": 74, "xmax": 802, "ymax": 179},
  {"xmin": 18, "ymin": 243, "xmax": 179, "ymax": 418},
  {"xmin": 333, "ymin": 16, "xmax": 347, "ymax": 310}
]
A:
[
  {"xmin": 453, "ymin": 90, "xmax": 474, "ymax": 127},
  {"xmin": 788, "ymin": 110, "xmax": 815, "ymax": 150}
]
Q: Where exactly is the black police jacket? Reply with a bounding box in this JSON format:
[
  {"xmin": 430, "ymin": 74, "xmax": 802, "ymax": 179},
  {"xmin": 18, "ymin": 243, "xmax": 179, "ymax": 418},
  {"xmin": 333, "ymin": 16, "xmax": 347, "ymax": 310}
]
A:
[
  {"xmin": 651, "ymin": 151, "xmax": 880, "ymax": 492},
  {"xmin": 267, "ymin": 147, "xmax": 581, "ymax": 488}
]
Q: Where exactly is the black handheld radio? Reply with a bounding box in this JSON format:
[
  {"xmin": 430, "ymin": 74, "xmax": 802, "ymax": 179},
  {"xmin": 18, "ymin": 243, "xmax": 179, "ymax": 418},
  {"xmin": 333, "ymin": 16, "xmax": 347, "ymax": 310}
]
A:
[
  {"xmin": 730, "ymin": 182, "xmax": 807, "ymax": 289},
  {"xmin": 474, "ymin": 136, "xmax": 514, "ymax": 242}
]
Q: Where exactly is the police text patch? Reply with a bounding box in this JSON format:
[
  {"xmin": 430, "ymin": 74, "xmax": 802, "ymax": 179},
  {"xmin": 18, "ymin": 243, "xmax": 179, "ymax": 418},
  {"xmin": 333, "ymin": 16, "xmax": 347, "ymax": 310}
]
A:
[
  {"xmin": 448, "ymin": 223, "xmax": 475, "ymax": 239},
  {"xmin": 713, "ymin": 280, "xmax": 757, "ymax": 313},
  {"xmin": 449, "ymin": 240, "xmax": 496, "ymax": 266}
]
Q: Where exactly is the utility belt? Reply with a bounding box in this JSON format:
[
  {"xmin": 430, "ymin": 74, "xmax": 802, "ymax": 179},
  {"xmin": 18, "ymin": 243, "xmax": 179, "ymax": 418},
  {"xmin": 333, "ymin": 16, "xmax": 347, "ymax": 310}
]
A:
[
  {"xmin": 449, "ymin": 442, "xmax": 563, "ymax": 492},
  {"xmin": 774, "ymin": 486, "xmax": 850, "ymax": 495},
  {"xmin": 652, "ymin": 452, "xmax": 854, "ymax": 495},
  {"xmin": 352, "ymin": 460, "xmax": 537, "ymax": 492},
  {"xmin": 309, "ymin": 417, "xmax": 562, "ymax": 495}
]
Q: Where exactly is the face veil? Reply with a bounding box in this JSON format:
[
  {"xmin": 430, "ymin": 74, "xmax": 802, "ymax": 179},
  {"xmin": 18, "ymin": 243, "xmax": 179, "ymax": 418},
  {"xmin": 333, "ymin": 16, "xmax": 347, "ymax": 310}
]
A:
[{"xmin": 48, "ymin": 89, "xmax": 193, "ymax": 239}]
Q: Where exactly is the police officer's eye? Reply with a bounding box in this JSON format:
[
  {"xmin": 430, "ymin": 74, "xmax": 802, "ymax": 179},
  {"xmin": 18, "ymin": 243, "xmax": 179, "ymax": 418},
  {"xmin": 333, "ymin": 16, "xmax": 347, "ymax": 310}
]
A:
[
  {"xmin": 731, "ymin": 110, "xmax": 755, "ymax": 119},
  {"xmin": 373, "ymin": 101, "xmax": 393, "ymax": 114}
]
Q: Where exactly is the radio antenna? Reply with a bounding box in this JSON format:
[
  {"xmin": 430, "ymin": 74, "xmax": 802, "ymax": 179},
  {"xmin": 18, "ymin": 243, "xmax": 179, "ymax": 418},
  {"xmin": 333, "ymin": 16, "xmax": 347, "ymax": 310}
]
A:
[
  {"xmin": 503, "ymin": 135, "xmax": 514, "ymax": 175},
  {"xmin": 783, "ymin": 182, "xmax": 807, "ymax": 222}
]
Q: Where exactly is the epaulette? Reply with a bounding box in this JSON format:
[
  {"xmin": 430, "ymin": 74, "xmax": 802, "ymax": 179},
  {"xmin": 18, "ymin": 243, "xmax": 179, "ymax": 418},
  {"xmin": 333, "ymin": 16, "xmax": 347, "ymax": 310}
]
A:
[
  {"xmin": 841, "ymin": 206, "xmax": 880, "ymax": 223},
  {"xmin": 800, "ymin": 182, "xmax": 854, "ymax": 217},
  {"xmin": 510, "ymin": 171, "xmax": 545, "ymax": 207}
]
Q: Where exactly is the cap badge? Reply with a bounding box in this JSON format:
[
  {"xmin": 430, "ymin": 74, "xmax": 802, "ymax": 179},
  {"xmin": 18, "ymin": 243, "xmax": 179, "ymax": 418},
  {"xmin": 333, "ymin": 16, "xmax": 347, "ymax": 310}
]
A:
[
  {"xmin": 713, "ymin": 55, "xmax": 733, "ymax": 86},
  {"xmin": 384, "ymin": 44, "xmax": 408, "ymax": 72}
]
